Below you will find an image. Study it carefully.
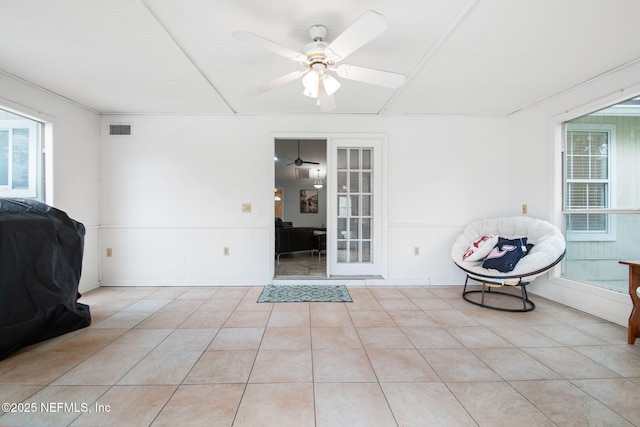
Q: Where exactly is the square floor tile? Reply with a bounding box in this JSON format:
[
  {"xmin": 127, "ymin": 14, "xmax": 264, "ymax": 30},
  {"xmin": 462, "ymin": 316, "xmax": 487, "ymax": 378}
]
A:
[
  {"xmin": 367, "ymin": 348, "xmax": 439, "ymax": 382},
  {"xmin": 511, "ymin": 380, "xmax": 633, "ymax": 426},
  {"xmin": 261, "ymin": 327, "xmax": 311, "ymax": 350},
  {"xmin": 207, "ymin": 327, "xmax": 264, "ymax": 350},
  {"xmin": 151, "ymin": 384, "xmax": 245, "ymax": 426},
  {"xmin": 419, "ymin": 348, "xmax": 501, "ymax": 382},
  {"xmin": 117, "ymin": 350, "xmax": 202, "ymax": 385},
  {"xmin": 183, "ymin": 350, "xmax": 257, "ymax": 384},
  {"xmin": 234, "ymin": 383, "xmax": 314, "ymax": 427},
  {"xmin": 311, "ymin": 327, "xmax": 362, "ymax": 349},
  {"xmin": 312, "ymin": 349, "xmax": 377, "ymax": 382},
  {"xmin": 0, "ymin": 352, "xmax": 92, "ymax": 385},
  {"xmin": 447, "ymin": 381, "xmax": 556, "ymax": 426},
  {"xmin": 249, "ymin": 349, "xmax": 312, "ymax": 383},
  {"xmin": 315, "ymin": 383, "xmax": 396, "ymax": 427},
  {"xmin": 69, "ymin": 385, "xmax": 176, "ymax": 426},
  {"xmin": 381, "ymin": 382, "xmax": 477, "ymax": 426},
  {"xmin": 0, "ymin": 385, "xmax": 108, "ymax": 427}
]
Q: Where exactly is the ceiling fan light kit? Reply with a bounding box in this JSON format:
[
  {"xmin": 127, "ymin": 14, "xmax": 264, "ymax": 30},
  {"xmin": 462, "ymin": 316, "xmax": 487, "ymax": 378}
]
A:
[
  {"xmin": 234, "ymin": 10, "xmax": 406, "ymax": 111},
  {"xmin": 302, "ymin": 68, "xmax": 320, "ymax": 98}
]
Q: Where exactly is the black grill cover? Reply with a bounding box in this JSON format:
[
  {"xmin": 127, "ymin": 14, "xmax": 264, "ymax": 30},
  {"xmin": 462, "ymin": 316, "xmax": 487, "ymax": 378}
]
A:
[{"xmin": 0, "ymin": 198, "xmax": 90, "ymax": 360}]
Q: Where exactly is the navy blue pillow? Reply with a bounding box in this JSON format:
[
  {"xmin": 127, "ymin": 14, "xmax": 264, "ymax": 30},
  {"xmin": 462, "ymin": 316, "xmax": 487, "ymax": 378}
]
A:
[{"xmin": 482, "ymin": 237, "xmax": 528, "ymax": 272}]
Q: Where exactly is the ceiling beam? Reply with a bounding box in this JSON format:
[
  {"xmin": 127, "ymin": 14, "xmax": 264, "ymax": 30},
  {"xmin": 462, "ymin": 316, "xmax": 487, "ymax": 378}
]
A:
[
  {"xmin": 140, "ymin": 0, "xmax": 237, "ymax": 114},
  {"xmin": 0, "ymin": 70, "xmax": 100, "ymax": 115},
  {"xmin": 378, "ymin": 0, "xmax": 479, "ymax": 115}
]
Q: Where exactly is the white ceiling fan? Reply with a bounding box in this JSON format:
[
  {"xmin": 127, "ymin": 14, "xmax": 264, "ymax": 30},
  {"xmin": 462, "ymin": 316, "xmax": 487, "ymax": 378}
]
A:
[{"xmin": 233, "ymin": 10, "xmax": 406, "ymax": 111}]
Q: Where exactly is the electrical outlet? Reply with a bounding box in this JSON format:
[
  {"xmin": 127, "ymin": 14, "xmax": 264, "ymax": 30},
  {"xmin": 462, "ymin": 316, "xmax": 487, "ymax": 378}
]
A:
[
  {"xmin": 223, "ymin": 247, "xmax": 230, "ymax": 256},
  {"xmin": 522, "ymin": 204, "xmax": 528, "ymax": 214},
  {"xmin": 242, "ymin": 203, "xmax": 252, "ymax": 213},
  {"xmin": 106, "ymin": 248, "xmax": 113, "ymax": 257},
  {"xmin": 414, "ymin": 246, "xmax": 420, "ymax": 256}
]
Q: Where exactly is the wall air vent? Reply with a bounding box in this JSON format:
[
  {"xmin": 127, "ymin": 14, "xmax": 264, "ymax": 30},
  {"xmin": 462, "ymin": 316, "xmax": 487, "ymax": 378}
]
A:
[
  {"xmin": 109, "ymin": 124, "xmax": 131, "ymax": 135},
  {"xmin": 295, "ymin": 168, "xmax": 310, "ymax": 180}
]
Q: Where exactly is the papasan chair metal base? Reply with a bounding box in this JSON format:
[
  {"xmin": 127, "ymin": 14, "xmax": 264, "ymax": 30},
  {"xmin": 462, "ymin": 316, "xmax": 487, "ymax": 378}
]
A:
[
  {"xmin": 452, "ymin": 217, "xmax": 566, "ymax": 312},
  {"xmin": 462, "ymin": 275, "xmax": 536, "ymax": 312}
]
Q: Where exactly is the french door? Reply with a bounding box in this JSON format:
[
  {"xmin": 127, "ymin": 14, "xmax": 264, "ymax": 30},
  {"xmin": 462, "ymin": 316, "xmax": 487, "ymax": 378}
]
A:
[{"xmin": 329, "ymin": 137, "xmax": 384, "ymax": 276}]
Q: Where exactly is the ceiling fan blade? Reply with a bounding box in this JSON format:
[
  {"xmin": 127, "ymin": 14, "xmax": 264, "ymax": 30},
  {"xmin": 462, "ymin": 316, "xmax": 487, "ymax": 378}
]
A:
[
  {"xmin": 233, "ymin": 31, "xmax": 307, "ymax": 62},
  {"xmin": 302, "ymin": 161, "xmax": 320, "ymax": 165},
  {"xmin": 335, "ymin": 64, "xmax": 405, "ymax": 89},
  {"xmin": 317, "ymin": 83, "xmax": 336, "ymax": 112},
  {"xmin": 245, "ymin": 70, "xmax": 307, "ymax": 96},
  {"xmin": 325, "ymin": 10, "xmax": 388, "ymax": 61}
]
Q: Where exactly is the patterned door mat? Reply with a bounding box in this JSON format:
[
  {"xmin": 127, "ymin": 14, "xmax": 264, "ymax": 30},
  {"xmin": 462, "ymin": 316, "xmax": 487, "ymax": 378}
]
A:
[{"xmin": 257, "ymin": 285, "xmax": 352, "ymax": 303}]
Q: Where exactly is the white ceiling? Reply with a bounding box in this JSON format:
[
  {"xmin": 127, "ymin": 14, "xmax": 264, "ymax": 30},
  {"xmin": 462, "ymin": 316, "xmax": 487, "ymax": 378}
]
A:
[{"xmin": 2, "ymin": 0, "xmax": 640, "ymax": 116}]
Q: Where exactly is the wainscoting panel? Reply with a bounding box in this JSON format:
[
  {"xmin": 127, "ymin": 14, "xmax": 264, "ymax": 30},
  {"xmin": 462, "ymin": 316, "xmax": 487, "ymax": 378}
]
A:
[
  {"xmin": 387, "ymin": 224, "xmax": 465, "ymax": 285},
  {"xmin": 79, "ymin": 225, "xmax": 100, "ymax": 292},
  {"xmin": 100, "ymin": 227, "xmax": 270, "ymax": 286}
]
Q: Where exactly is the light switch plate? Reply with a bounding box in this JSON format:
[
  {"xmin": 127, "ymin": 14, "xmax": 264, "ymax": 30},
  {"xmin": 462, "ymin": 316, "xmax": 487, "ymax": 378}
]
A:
[{"xmin": 242, "ymin": 203, "xmax": 252, "ymax": 213}]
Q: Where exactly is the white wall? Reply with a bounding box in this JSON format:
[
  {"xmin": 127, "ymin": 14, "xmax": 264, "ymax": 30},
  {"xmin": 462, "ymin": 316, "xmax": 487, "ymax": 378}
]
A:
[
  {"xmin": 99, "ymin": 114, "xmax": 514, "ymax": 286},
  {"xmin": 384, "ymin": 116, "xmax": 515, "ymax": 284},
  {"xmin": 1, "ymin": 73, "xmax": 101, "ymax": 292}
]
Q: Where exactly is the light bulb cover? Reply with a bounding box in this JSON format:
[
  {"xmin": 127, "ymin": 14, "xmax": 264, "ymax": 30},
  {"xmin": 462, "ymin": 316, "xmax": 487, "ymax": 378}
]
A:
[
  {"xmin": 302, "ymin": 71, "xmax": 320, "ymax": 98},
  {"xmin": 313, "ymin": 169, "xmax": 323, "ymax": 188},
  {"xmin": 322, "ymin": 75, "xmax": 341, "ymax": 96}
]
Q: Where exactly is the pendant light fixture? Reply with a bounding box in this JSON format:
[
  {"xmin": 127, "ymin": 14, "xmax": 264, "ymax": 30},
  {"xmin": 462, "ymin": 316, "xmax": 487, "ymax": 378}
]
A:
[{"xmin": 313, "ymin": 169, "xmax": 323, "ymax": 189}]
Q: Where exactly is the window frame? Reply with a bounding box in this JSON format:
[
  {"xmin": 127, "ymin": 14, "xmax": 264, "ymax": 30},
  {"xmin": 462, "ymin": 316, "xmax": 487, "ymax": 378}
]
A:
[
  {"xmin": 0, "ymin": 113, "xmax": 42, "ymax": 199},
  {"xmin": 564, "ymin": 122, "xmax": 616, "ymax": 242}
]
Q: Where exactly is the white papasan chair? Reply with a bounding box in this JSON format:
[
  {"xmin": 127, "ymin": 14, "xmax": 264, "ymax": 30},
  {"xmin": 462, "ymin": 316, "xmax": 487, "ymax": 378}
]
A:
[{"xmin": 451, "ymin": 216, "xmax": 566, "ymax": 312}]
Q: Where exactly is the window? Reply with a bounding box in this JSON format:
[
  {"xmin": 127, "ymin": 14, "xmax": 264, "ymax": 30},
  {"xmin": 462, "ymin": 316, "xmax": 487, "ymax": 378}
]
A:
[
  {"xmin": 0, "ymin": 108, "xmax": 42, "ymax": 199},
  {"xmin": 565, "ymin": 123, "xmax": 615, "ymax": 241}
]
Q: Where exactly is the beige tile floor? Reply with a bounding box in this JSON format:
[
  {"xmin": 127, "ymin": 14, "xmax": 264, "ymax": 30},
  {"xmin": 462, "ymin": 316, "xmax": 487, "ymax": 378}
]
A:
[
  {"xmin": 1, "ymin": 285, "xmax": 640, "ymax": 426},
  {"xmin": 275, "ymin": 253, "xmax": 326, "ymax": 278}
]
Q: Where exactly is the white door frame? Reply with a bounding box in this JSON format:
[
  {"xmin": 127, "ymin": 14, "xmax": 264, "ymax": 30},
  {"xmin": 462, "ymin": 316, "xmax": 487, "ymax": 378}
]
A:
[
  {"xmin": 270, "ymin": 132, "xmax": 388, "ymax": 280},
  {"xmin": 328, "ymin": 135, "xmax": 387, "ymax": 277}
]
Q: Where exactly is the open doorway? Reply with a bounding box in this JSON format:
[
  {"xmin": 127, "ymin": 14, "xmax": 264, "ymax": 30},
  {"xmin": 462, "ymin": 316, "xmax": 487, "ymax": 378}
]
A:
[{"xmin": 274, "ymin": 138, "xmax": 327, "ymax": 278}]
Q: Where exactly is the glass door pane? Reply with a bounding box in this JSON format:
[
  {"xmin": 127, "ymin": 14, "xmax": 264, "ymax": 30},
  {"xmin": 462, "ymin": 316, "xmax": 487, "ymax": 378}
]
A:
[
  {"xmin": 336, "ymin": 147, "xmax": 373, "ymax": 264},
  {"xmin": 330, "ymin": 137, "xmax": 383, "ymax": 277}
]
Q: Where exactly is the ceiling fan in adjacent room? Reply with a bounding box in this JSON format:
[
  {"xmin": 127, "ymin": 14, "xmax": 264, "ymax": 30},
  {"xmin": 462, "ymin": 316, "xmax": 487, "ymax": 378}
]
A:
[
  {"xmin": 233, "ymin": 10, "xmax": 406, "ymax": 111},
  {"xmin": 287, "ymin": 140, "xmax": 320, "ymax": 166}
]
